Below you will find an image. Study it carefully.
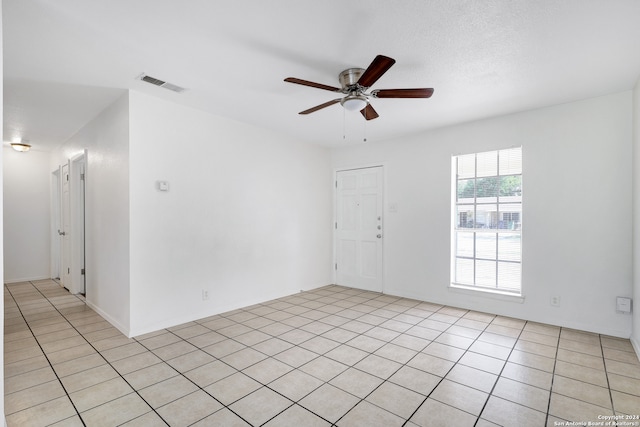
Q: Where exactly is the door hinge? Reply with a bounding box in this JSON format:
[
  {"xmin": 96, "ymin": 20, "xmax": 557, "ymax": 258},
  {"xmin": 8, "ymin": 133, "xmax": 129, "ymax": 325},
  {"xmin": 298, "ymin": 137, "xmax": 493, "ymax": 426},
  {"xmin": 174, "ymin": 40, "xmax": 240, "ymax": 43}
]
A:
[
  {"xmin": 335, "ymin": 263, "xmax": 337, "ymax": 270},
  {"xmin": 335, "ymin": 222, "xmax": 337, "ymax": 229},
  {"xmin": 80, "ymin": 173, "xmax": 85, "ymax": 181},
  {"xmin": 335, "ymin": 180, "xmax": 337, "ymax": 188},
  {"xmin": 81, "ymin": 268, "xmax": 85, "ymax": 275}
]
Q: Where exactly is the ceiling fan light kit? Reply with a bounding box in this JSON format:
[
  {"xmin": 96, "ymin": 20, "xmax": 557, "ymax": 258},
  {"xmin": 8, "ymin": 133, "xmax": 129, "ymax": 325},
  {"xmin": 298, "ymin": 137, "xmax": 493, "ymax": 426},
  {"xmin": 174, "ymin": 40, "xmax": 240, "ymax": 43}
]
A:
[{"xmin": 285, "ymin": 54, "xmax": 434, "ymax": 121}]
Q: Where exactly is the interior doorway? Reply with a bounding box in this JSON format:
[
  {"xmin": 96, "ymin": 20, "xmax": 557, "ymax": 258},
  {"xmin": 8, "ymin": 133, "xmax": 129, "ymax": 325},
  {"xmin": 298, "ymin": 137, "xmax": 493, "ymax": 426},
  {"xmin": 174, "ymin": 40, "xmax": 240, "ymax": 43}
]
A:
[
  {"xmin": 53, "ymin": 151, "xmax": 87, "ymax": 295},
  {"xmin": 335, "ymin": 166, "xmax": 384, "ymax": 292}
]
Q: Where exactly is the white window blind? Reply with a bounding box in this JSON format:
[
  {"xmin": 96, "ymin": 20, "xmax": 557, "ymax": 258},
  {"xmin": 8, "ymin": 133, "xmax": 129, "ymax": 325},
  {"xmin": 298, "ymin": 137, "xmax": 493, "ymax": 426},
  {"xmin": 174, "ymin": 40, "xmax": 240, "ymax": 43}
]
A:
[{"xmin": 452, "ymin": 147, "xmax": 522, "ymax": 294}]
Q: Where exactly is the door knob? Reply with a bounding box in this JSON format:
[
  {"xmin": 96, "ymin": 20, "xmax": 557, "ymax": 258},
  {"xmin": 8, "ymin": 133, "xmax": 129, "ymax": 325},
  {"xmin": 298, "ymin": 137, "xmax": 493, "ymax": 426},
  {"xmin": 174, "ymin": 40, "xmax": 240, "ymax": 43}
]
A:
[
  {"xmin": 377, "ymin": 234, "xmax": 382, "ymax": 239},
  {"xmin": 58, "ymin": 229, "xmax": 66, "ymax": 236}
]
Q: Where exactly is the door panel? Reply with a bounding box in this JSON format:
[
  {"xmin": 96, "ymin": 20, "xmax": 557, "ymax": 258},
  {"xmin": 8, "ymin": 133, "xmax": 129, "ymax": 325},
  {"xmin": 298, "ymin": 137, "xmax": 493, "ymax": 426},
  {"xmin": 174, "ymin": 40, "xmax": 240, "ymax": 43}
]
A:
[
  {"xmin": 61, "ymin": 163, "xmax": 71, "ymax": 289},
  {"xmin": 336, "ymin": 166, "xmax": 383, "ymax": 292}
]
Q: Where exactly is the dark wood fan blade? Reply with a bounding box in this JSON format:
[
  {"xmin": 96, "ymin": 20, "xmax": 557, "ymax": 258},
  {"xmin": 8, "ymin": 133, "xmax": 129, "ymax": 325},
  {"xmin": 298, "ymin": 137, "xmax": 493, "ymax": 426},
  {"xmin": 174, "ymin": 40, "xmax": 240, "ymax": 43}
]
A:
[
  {"xmin": 372, "ymin": 88, "xmax": 434, "ymax": 98},
  {"xmin": 284, "ymin": 77, "xmax": 341, "ymax": 92},
  {"xmin": 360, "ymin": 104, "xmax": 379, "ymax": 120},
  {"xmin": 357, "ymin": 55, "xmax": 396, "ymax": 88},
  {"xmin": 299, "ymin": 98, "xmax": 342, "ymax": 115}
]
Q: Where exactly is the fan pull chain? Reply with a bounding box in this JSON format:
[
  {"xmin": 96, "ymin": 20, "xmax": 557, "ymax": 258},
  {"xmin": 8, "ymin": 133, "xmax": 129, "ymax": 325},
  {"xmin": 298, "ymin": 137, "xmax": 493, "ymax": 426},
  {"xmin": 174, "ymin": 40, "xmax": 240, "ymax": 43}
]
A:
[
  {"xmin": 343, "ymin": 107, "xmax": 346, "ymax": 140},
  {"xmin": 363, "ymin": 115, "xmax": 367, "ymax": 143}
]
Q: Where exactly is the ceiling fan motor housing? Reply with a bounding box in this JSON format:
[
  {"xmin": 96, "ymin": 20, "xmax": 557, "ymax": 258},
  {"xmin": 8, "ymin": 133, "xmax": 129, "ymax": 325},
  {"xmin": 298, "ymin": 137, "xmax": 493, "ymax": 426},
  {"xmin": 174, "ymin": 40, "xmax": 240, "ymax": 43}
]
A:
[{"xmin": 339, "ymin": 68, "xmax": 366, "ymax": 92}]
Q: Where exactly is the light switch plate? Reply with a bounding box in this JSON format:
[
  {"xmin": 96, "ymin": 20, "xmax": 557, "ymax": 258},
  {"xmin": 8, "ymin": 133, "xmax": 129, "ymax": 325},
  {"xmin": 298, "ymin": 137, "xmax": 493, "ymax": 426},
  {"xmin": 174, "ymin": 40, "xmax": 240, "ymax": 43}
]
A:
[
  {"xmin": 157, "ymin": 181, "xmax": 169, "ymax": 191},
  {"xmin": 616, "ymin": 296, "xmax": 632, "ymax": 314}
]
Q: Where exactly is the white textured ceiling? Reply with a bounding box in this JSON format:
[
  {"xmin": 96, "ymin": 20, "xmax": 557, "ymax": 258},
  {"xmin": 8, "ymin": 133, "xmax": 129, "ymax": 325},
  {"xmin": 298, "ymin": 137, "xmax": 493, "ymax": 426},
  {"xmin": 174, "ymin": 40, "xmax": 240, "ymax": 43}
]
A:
[{"xmin": 4, "ymin": 0, "xmax": 640, "ymax": 151}]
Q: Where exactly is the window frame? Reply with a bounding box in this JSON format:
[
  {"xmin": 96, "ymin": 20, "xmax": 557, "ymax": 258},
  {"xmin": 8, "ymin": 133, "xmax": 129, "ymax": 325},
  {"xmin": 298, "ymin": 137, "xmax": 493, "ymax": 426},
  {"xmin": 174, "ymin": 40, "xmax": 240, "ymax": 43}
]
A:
[{"xmin": 450, "ymin": 147, "xmax": 523, "ymax": 296}]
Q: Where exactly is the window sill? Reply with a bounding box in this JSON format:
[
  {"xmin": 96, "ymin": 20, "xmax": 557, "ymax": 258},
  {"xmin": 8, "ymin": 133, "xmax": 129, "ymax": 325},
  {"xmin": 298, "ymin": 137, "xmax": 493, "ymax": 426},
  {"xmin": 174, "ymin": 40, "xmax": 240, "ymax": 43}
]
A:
[{"xmin": 449, "ymin": 283, "xmax": 525, "ymax": 304}]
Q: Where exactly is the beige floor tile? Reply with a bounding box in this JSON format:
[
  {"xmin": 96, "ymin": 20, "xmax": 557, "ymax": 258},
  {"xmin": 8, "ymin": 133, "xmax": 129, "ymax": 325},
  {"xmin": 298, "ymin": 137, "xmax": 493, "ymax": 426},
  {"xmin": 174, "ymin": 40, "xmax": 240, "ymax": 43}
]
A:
[
  {"xmin": 4, "ymin": 354, "xmax": 50, "ymax": 379},
  {"xmin": 501, "ymin": 362, "xmax": 553, "ymax": 390},
  {"xmin": 409, "ymin": 398, "xmax": 477, "ymax": 427},
  {"xmin": 435, "ymin": 332, "xmax": 475, "ymax": 350},
  {"xmin": 559, "ymin": 338, "xmax": 603, "ymax": 357},
  {"xmin": 80, "ymin": 393, "xmax": 151, "ymax": 426},
  {"xmin": 514, "ymin": 339, "xmax": 557, "ymax": 358},
  {"xmin": 389, "ymin": 365, "xmax": 441, "ymax": 395},
  {"xmin": 484, "ymin": 324, "xmax": 521, "ymax": 338},
  {"xmin": 508, "ymin": 349, "xmax": 555, "ymax": 372},
  {"xmin": 345, "ymin": 335, "xmax": 386, "ymax": 353},
  {"xmin": 523, "ymin": 323, "xmax": 559, "ymax": 337},
  {"xmin": 549, "ymin": 393, "xmax": 613, "ymax": 422},
  {"xmin": 493, "ymin": 316, "xmax": 526, "ymax": 330},
  {"xmin": 556, "ymin": 347, "xmax": 605, "ymax": 370},
  {"xmin": 321, "ymin": 327, "xmax": 359, "ymax": 343},
  {"xmin": 446, "ymin": 364, "xmax": 498, "ymax": 393},
  {"xmin": 407, "ymin": 352, "xmax": 455, "ymax": 377},
  {"xmin": 493, "ymin": 377, "xmax": 550, "ymax": 412},
  {"xmin": 519, "ymin": 330, "xmax": 559, "ymax": 347},
  {"xmin": 221, "ymin": 347, "xmax": 268, "ymax": 370},
  {"xmin": 185, "ymin": 330, "xmax": 226, "ymax": 347},
  {"xmin": 447, "ymin": 324, "xmax": 483, "ymax": 339},
  {"xmin": 53, "ymin": 353, "xmax": 106, "ymax": 377},
  {"xmin": 459, "ymin": 351, "xmax": 506, "ymax": 375},
  {"xmin": 269, "ymin": 369, "xmax": 324, "ymax": 401},
  {"xmin": 69, "ymin": 376, "xmax": 133, "ymax": 412},
  {"xmin": 123, "ymin": 362, "xmax": 178, "ymax": 390},
  {"xmin": 374, "ymin": 342, "xmax": 418, "ymax": 364},
  {"xmin": 423, "ymin": 342, "xmax": 465, "ymax": 362},
  {"xmin": 273, "ymin": 346, "xmax": 318, "ymax": 368},
  {"xmin": 233, "ymin": 329, "xmax": 272, "ymax": 346},
  {"xmin": 555, "ymin": 360, "xmax": 608, "ymax": 387},
  {"xmin": 166, "ymin": 349, "xmax": 215, "ymax": 372},
  {"xmin": 139, "ymin": 374, "xmax": 198, "ymax": 408},
  {"xmin": 138, "ymin": 332, "xmax": 182, "ymax": 350},
  {"xmin": 560, "ymin": 328, "xmax": 600, "ymax": 345},
  {"xmin": 611, "ymin": 390, "xmax": 640, "ymax": 415},
  {"xmin": 355, "ymin": 354, "xmax": 403, "ymax": 379},
  {"xmin": 202, "ymin": 338, "xmax": 246, "ymax": 358},
  {"xmin": 157, "ymin": 390, "xmax": 224, "ymax": 426},
  {"xmin": 364, "ymin": 326, "xmax": 402, "ymax": 341},
  {"xmin": 471, "ymin": 340, "xmax": 514, "ymax": 360},
  {"xmin": 552, "ymin": 375, "xmax": 612, "ymax": 409},
  {"xmin": 601, "ymin": 336, "xmax": 636, "ymax": 353},
  {"xmin": 4, "ymin": 366, "xmax": 58, "ymax": 394},
  {"xmin": 5, "ymin": 396, "xmax": 77, "ymax": 427},
  {"xmin": 229, "ymin": 387, "xmax": 293, "ymax": 426},
  {"xmin": 191, "ymin": 407, "xmax": 252, "ymax": 427},
  {"xmin": 330, "ymin": 367, "xmax": 384, "ymax": 398},
  {"xmin": 390, "ymin": 334, "xmax": 431, "ymax": 351},
  {"xmin": 184, "ymin": 360, "xmax": 237, "ymax": 387},
  {"xmin": 5, "ymin": 380, "xmax": 67, "ymax": 414},
  {"xmin": 478, "ymin": 331, "xmax": 517, "ymax": 348},
  {"xmin": 263, "ymin": 404, "xmax": 330, "ymax": 427},
  {"xmin": 251, "ymin": 337, "xmax": 294, "ymax": 355},
  {"xmin": 242, "ymin": 357, "xmax": 293, "ymax": 383},
  {"xmin": 153, "ymin": 340, "xmax": 199, "ymax": 360},
  {"xmin": 608, "ymin": 372, "xmax": 640, "ymax": 396},
  {"xmin": 606, "ymin": 359, "xmax": 640, "ymax": 380},
  {"xmin": 59, "ymin": 364, "xmax": 119, "ymax": 394},
  {"xmin": 90, "ymin": 334, "xmax": 135, "ymax": 351},
  {"xmin": 204, "ymin": 372, "xmax": 262, "ymax": 405},
  {"xmin": 337, "ymin": 400, "xmax": 405, "ymax": 427},
  {"xmin": 299, "ymin": 355, "xmax": 348, "ymax": 382},
  {"xmin": 49, "ymin": 414, "xmax": 85, "ymax": 426},
  {"xmin": 481, "ymin": 395, "xmax": 546, "ymax": 427},
  {"xmin": 366, "ymin": 381, "xmax": 425, "ymax": 418},
  {"xmin": 120, "ymin": 411, "xmax": 168, "ymax": 426},
  {"xmin": 299, "ymin": 335, "xmax": 341, "ymax": 354},
  {"xmin": 109, "ymin": 351, "xmax": 163, "ymax": 375},
  {"xmin": 325, "ymin": 344, "xmax": 368, "ymax": 366},
  {"xmin": 405, "ymin": 325, "xmax": 441, "ymax": 341},
  {"xmin": 431, "ymin": 379, "xmax": 489, "ymax": 415},
  {"xmin": 604, "ymin": 347, "xmax": 640, "ymax": 365},
  {"xmin": 100, "ymin": 342, "xmax": 148, "ymax": 363},
  {"xmin": 299, "ymin": 383, "xmax": 360, "ymax": 424}
]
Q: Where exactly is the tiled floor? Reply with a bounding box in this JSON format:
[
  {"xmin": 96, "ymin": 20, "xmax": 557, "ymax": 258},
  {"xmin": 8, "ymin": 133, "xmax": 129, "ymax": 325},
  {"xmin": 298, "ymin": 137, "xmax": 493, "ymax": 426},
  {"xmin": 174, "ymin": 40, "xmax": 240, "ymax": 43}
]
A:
[{"xmin": 4, "ymin": 280, "xmax": 640, "ymax": 427}]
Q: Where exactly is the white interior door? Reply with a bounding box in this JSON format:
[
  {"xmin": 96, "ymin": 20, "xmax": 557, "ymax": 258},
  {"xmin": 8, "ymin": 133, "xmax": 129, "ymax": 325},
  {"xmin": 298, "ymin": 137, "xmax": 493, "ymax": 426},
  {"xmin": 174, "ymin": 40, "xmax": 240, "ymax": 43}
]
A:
[
  {"xmin": 336, "ymin": 166, "xmax": 384, "ymax": 292},
  {"xmin": 61, "ymin": 163, "xmax": 71, "ymax": 289},
  {"xmin": 51, "ymin": 169, "xmax": 62, "ymax": 280}
]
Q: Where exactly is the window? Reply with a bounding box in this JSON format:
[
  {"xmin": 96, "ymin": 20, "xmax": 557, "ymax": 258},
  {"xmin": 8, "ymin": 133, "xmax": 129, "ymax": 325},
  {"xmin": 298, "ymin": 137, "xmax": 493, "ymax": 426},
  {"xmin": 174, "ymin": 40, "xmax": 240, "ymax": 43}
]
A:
[{"xmin": 451, "ymin": 147, "xmax": 522, "ymax": 294}]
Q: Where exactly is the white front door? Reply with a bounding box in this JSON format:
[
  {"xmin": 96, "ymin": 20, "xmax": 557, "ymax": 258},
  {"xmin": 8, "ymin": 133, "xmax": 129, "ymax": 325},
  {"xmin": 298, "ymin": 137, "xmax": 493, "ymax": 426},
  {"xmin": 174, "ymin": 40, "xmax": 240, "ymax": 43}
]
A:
[{"xmin": 336, "ymin": 166, "xmax": 384, "ymax": 292}]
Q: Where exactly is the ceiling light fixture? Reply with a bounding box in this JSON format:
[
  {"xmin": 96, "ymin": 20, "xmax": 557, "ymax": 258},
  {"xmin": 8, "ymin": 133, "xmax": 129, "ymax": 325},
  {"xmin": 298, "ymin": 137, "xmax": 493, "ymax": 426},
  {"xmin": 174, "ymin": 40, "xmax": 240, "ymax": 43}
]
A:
[
  {"xmin": 340, "ymin": 94, "xmax": 368, "ymax": 111},
  {"xmin": 10, "ymin": 142, "xmax": 31, "ymax": 152}
]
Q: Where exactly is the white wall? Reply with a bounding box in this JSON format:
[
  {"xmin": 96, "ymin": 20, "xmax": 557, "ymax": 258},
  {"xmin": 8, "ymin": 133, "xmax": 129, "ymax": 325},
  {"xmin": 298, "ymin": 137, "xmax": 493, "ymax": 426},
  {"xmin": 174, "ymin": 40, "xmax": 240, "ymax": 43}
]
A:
[
  {"xmin": 3, "ymin": 148, "xmax": 51, "ymax": 282},
  {"xmin": 632, "ymin": 77, "xmax": 640, "ymax": 354},
  {"xmin": 51, "ymin": 92, "xmax": 130, "ymax": 334},
  {"xmin": 332, "ymin": 91, "xmax": 633, "ymax": 338},
  {"xmin": 128, "ymin": 91, "xmax": 333, "ymax": 336}
]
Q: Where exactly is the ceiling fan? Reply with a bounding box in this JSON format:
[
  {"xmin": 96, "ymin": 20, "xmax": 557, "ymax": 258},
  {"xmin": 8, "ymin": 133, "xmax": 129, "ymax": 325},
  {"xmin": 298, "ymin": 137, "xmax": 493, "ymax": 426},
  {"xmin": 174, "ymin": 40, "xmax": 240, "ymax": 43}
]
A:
[{"xmin": 284, "ymin": 55, "xmax": 434, "ymax": 120}]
